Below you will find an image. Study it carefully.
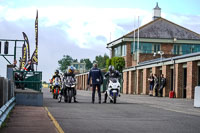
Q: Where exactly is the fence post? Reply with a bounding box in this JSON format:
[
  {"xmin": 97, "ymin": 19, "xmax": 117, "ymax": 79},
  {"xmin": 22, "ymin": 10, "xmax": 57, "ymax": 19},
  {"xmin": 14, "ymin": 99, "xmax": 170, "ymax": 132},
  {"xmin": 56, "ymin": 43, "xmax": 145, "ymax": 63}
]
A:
[
  {"xmin": 0, "ymin": 77, "xmax": 4, "ymax": 107},
  {"xmin": 3, "ymin": 78, "xmax": 8, "ymax": 105},
  {"xmin": 8, "ymin": 80, "xmax": 12, "ymax": 100},
  {"xmin": 7, "ymin": 65, "xmax": 14, "ymax": 80},
  {"xmin": 11, "ymin": 81, "xmax": 15, "ymax": 98}
]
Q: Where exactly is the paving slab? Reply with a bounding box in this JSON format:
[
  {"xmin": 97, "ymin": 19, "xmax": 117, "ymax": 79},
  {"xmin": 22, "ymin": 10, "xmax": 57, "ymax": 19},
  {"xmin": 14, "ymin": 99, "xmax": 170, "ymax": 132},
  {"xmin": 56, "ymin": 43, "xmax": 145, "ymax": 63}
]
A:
[{"xmin": 0, "ymin": 106, "xmax": 58, "ymax": 133}]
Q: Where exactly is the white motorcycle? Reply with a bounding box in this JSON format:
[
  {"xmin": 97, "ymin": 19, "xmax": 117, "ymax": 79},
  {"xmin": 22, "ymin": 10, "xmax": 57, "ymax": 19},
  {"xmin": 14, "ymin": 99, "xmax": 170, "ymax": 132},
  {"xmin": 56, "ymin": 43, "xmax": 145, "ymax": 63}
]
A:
[{"xmin": 106, "ymin": 78, "xmax": 121, "ymax": 104}]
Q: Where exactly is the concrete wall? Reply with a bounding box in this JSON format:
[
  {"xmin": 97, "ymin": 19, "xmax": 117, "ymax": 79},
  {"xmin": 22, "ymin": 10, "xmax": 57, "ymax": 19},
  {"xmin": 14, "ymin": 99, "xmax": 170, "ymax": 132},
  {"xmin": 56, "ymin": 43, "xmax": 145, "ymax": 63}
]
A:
[{"xmin": 0, "ymin": 77, "xmax": 15, "ymax": 107}]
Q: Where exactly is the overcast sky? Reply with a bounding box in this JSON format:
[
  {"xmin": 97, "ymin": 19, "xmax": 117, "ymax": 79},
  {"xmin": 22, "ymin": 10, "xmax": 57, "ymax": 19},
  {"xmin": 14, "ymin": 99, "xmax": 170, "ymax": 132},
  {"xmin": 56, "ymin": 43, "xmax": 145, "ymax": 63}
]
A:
[{"xmin": 0, "ymin": 0, "xmax": 200, "ymax": 82}]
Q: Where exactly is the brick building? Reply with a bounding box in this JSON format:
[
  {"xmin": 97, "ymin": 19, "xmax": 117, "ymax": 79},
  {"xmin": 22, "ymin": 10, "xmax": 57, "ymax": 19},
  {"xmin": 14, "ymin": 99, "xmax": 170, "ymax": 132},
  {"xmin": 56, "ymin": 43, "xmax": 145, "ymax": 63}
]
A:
[
  {"xmin": 76, "ymin": 3, "xmax": 200, "ymax": 99},
  {"xmin": 105, "ymin": 3, "xmax": 200, "ymax": 99}
]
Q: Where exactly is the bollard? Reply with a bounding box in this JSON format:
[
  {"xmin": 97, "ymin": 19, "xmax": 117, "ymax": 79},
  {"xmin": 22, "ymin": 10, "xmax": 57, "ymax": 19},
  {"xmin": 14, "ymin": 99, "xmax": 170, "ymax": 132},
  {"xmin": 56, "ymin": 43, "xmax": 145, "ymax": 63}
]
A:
[
  {"xmin": 194, "ymin": 86, "xmax": 200, "ymax": 107},
  {"xmin": 0, "ymin": 77, "xmax": 4, "ymax": 107}
]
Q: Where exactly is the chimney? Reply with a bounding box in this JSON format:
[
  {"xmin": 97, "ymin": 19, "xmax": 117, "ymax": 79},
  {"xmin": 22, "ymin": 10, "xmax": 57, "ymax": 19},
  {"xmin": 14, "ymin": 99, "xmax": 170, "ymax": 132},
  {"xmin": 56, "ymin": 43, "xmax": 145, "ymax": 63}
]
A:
[{"xmin": 153, "ymin": 2, "xmax": 161, "ymax": 20}]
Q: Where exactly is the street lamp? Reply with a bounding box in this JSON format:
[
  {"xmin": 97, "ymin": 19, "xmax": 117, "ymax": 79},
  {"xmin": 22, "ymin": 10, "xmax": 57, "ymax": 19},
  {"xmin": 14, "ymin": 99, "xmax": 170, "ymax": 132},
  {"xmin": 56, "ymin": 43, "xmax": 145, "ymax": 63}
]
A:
[{"xmin": 153, "ymin": 51, "xmax": 164, "ymax": 62}]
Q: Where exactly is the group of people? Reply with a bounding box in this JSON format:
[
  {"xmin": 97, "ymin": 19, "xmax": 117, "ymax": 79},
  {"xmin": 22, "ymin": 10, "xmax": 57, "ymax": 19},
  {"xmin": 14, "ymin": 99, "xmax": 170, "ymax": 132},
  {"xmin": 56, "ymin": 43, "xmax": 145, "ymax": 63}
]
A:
[
  {"xmin": 148, "ymin": 73, "xmax": 166, "ymax": 97},
  {"xmin": 51, "ymin": 66, "xmax": 78, "ymax": 103},
  {"xmin": 50, "ymin": 63, "xmax": 121, "ymax": 104}
]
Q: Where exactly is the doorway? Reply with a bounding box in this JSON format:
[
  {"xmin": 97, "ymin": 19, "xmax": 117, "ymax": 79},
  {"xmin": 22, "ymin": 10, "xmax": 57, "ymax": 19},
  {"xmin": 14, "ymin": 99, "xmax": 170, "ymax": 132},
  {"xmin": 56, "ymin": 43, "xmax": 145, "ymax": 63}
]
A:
[
  {"xmin": 183, "ymin": 68, "xmax": 187, "ymax": 98},
  {"xmin": 170, "ymin": 69, "xmax": 174, "ymax": 91}
]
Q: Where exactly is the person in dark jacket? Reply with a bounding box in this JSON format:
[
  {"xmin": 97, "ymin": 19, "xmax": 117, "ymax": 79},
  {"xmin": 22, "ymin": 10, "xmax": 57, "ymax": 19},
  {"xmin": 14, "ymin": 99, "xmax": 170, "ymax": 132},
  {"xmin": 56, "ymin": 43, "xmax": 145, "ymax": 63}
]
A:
[
  {"xmin": 87, "ymin": 63, "xmax": 103, "ymax": 104},
  {"xmin": 159, "ymin": 74, "xmax": 166, "ymax": 97},
  {"xmin": 24, "ymin": 59, "xmax": 34, "ymax": 71},
  {"xmin": 103, "ymin": 65, "xmax": 120, "ymax": 103}
]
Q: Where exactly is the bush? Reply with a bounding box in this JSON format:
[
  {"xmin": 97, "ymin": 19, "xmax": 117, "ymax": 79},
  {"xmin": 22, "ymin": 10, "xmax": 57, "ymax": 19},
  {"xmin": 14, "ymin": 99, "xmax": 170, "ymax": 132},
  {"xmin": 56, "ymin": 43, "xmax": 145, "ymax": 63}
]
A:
[{"xmin": 106, "ymin": 57, "xmax": 125, "ymax": 73}]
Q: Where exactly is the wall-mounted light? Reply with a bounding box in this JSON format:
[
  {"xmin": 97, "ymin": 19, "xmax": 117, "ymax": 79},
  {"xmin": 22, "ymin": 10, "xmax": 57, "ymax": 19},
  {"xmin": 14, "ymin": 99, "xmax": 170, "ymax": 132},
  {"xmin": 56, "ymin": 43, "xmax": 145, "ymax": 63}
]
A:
[{"xmin": 173, "ymin": 38, "xmax": 177, "ymax": 42}]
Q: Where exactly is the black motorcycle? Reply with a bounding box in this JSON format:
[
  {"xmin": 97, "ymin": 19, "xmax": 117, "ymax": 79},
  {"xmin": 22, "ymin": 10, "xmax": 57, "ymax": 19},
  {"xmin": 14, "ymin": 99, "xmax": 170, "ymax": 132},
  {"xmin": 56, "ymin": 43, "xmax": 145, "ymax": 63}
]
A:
[{"xmin": 59, "ymin": 76, "xmax": 76, "ymax": 103}]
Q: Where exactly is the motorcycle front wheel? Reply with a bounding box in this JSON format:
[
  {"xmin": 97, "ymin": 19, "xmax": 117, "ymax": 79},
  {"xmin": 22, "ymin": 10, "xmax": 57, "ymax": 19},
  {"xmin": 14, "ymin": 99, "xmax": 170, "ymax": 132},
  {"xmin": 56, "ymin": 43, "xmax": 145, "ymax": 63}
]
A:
[
  {"xmin": 68, "ymin": 90, "xmax": 72, "ymax": 103},
  {"xmin": 113, "ymin": 92, "xmax": 117, "ymax": 104}
]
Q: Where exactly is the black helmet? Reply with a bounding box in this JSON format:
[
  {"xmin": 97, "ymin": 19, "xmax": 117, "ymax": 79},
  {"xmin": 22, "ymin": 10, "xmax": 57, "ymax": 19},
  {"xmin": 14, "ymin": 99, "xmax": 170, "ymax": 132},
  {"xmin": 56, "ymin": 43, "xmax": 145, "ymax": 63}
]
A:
[
  {"xmin": 109, "ymin": 65, "xmax": 114, "ymax": 72},
  {"xmin": 55, "ymin": 70, "xmax": 59, "ymax": 74}
]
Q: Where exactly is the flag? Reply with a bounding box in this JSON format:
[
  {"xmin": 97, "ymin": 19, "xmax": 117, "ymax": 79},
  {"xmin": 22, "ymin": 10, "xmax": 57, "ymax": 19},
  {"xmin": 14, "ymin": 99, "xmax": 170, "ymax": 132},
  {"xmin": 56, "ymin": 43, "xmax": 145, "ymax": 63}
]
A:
[
  {"xmin": 22, "ymin": 32, "xmax": 30, "ymax": 60},
  {"xmin": 31, "ymin": 49, "xmax": 38, "ymax": 64},
  {"xmin": 20, "ymin": 43, "xmax": 27, "ymax": 70},
  {"xmin": 30, "ymin": 10, "xmax": 39, "ymax": 65},
  {"xmin": 34, "ymin": 10, "xmax": 38, "ymax": 65}
]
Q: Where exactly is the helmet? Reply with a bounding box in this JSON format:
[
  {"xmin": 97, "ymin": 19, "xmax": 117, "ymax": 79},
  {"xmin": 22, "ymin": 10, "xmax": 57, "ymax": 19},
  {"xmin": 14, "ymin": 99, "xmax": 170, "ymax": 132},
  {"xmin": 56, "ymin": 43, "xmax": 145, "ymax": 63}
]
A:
[
  {"xmin": 109, "ymin": 65, "xmax": 114, "ymax": 72},
  {"xmin": 68, "ymin": 66, "xmax": 75, "ymax": 73},
  {"xmin": 55, "ymin": 70, "xmax": 59, "ymax": 74}
]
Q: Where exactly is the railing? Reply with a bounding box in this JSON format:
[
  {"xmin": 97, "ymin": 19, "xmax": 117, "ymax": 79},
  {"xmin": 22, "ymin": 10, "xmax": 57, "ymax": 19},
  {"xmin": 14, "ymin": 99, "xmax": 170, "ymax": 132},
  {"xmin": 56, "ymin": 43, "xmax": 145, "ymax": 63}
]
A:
[
  {"xmin": 13, "ymin": 71, "xmax": 42, "ymax": 92},
  {"xmin": 0, "ymin": 77, "xmax": 15, "ymax": 127}
]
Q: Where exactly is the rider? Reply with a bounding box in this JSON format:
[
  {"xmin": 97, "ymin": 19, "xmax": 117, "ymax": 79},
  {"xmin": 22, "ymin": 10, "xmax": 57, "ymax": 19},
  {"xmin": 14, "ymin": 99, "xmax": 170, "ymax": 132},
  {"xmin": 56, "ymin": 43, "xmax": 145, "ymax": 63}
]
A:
[
  {"xmin": 103, "ymin": 65, "xmax": 121, "ymax": 103},
  {"xmin": 52, "ymin": 70, "xmax": 61, "ymax": 82},
  {"xmin": 63, "ymin": 66, "xmax": 78, "ymax": 103}
]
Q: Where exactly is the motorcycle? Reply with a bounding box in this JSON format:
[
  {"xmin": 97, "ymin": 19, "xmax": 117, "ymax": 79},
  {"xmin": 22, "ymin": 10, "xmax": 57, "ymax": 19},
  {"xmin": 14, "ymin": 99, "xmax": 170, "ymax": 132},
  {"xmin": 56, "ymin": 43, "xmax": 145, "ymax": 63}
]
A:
[
  {"xmin": 52, "ymin": 77, "xmax": 61, "ymax": 99},
  {"xmin": 60, "ymin": 76, "xmax": 76, "ymax": 103},
  {"xmin": 106, "ymin": 78, "xmax": 121, "ymax": 104},
  {"xmin": 49, "ymin": 79, "xmax": 53, "ymax": 92}
]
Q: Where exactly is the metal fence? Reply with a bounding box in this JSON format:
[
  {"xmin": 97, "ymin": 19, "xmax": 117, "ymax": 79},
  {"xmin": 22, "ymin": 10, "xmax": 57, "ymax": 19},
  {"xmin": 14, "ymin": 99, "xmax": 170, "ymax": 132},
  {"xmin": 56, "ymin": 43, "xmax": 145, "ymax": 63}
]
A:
[
  {"xmin": 0, "ymin": 77, "xmax": 15, "ymax": 126},
  {"xmin": 13, "ymin": 71, "xmax": 42, "ymax": 92}
]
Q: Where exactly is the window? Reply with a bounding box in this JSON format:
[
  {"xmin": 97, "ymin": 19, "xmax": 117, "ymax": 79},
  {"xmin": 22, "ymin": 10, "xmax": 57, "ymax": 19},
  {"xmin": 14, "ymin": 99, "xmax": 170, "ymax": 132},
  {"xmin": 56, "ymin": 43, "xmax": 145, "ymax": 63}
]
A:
[
  {"xmin": 182, "ymin": 44, "xmax": 191, "ymax": 54},
  {"xmin": 141, "ymin": 43, "xmax": 153, "ymax": 53},
  {"xmin": 114, "ymin": 45, "xmax": 121, "ymax": 57},
  {"xmin": 173, "ymin": 44, "xmax": 181, "ymax": 55},
  {"xmin": 122, "ymin": 44, "xmax": 126, "ymax": 56},
  {"xmin": 173, "ymin": 44, "xmax": 200, "ymax": 55},
  {"xmin": 132, "ymin": 42, "xmax": 155, "ymax": 54},
  {"xmin": 153, "ymin": 44, "xmax": 160, "ymax": 53},
  {"xmin": 131, "ymin": 42, "xmax": 137, "ymax": 54},
  {"xmin": 181, "ymin": 44, "xmax": 200, "ymax": 55}
]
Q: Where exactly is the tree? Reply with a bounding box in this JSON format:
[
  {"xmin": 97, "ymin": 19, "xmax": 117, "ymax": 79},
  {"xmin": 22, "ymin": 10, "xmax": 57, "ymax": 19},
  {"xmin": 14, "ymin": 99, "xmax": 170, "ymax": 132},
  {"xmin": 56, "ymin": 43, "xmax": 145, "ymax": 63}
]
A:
[
  {"xmin": 106, "ymin": 57, "xmax": 125, "ymax": 73},
  {"xmin": 58, "ymin": 55, "xmax": 74, "ymax": 73},
  {"xmin": 80, "ymin": 58, "xmax": 93, "ymax": 70},
  {"xmin": 106, "ymin": 58, "xmax": 112, "ymax": 71},
  {"xmin": 95, "ymin": 54, "xmax": 109, "ymax": 69}
]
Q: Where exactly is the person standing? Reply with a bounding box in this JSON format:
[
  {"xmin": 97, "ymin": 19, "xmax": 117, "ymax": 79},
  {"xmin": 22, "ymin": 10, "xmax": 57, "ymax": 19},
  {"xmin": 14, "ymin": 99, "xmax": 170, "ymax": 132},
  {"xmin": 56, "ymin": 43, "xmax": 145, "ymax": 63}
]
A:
[
  {"xmin": 153, "ymin": 74, "xmax": 159, "ymax": 97},
  {"xmin": 148, "ymin": 73, "xmax": 154, "ymax": 96},
  {"xmin": 87, "ymin": 63, "xmax": 103, "ymax": 104},
  {"xmin": 159, "ymin": 74, "xmax": 166, "ymax": 97}
]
